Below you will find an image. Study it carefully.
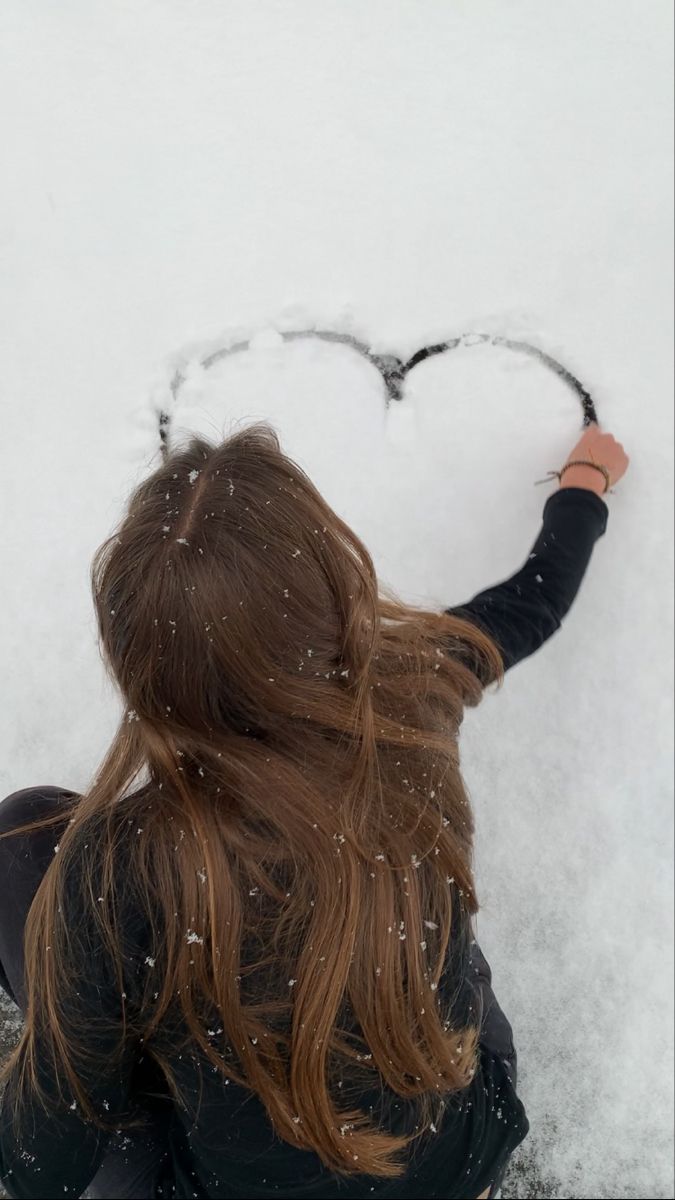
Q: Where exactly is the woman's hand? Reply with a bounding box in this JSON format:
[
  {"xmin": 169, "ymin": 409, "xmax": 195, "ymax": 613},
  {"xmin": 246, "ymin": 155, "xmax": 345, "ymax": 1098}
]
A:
[{"xmin": 559, "ymin": 422, "xmax": 630, "ymax": 495}]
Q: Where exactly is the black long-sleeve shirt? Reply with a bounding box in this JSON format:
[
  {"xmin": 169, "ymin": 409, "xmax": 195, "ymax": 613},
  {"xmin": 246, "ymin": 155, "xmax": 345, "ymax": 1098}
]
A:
[{"xmin": 0, "ymin": 486, "xmax": 609, "ymax": 1200}]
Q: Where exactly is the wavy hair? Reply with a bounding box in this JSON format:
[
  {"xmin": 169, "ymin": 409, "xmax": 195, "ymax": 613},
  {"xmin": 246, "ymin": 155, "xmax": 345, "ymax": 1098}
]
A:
[{"xmin": 0, "ymin": 421, "xmax": 504, "ymax": 1177}]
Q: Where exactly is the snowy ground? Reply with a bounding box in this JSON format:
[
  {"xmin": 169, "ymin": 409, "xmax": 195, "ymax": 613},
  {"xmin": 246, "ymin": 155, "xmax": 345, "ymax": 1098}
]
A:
[{"xmin": 1, "ymin": 2, "xmax": 673, "ymax": 1197}]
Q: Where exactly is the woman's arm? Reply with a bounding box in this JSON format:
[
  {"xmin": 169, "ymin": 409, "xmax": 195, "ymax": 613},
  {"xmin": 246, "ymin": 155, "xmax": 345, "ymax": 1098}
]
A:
[
  {"xmin": 0, "ymin": 1029, "xmax": 137, "ymax": 1199},
  {"xmin": 0, "ymin": 851, "xmax": 142, "ymax": 1200},
  {"xmin": 445, "ymin": 487, "xmax": 609, "ymax": 678}
]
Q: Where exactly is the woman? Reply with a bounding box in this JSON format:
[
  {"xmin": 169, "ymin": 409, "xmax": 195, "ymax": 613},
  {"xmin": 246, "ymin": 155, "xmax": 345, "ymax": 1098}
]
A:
[{"xmin": 0, "ymin": 420, "xmax": 628, "ymax": 1200}]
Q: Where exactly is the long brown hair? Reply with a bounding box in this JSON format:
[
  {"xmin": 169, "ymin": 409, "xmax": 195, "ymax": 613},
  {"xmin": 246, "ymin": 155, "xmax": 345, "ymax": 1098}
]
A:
[{"xmin": 0, "ymin": 421, "xmax": 504, "ymax": 1177}]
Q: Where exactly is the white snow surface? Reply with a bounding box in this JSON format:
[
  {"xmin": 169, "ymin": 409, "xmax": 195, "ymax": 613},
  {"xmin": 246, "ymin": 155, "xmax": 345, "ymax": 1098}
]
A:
[{"xmin": 0, "ymin": 3, "xmax": 673, "ymax": 1197}]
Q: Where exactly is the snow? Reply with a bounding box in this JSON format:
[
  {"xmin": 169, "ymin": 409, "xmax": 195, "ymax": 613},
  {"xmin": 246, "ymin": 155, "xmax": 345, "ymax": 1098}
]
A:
[{"xmin": 0, "ymin": 1, "xmax": 673, "ymax": 1197}]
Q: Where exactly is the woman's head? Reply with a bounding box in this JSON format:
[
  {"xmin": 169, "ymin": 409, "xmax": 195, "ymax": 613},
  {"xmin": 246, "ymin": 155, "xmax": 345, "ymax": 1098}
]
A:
[
  {"xmin": 97, "ymin": 421, "xmax": 377, "ymax": 752},
  {"xmin": 3, "ymin": 421, "xmax": 504, "ymax": 1177}
]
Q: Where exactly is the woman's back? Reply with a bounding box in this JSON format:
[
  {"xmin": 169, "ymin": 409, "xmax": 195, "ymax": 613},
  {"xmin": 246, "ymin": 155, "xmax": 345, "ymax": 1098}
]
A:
[{"xmin": 0, "ymin": 420, "xmax": 626, "ymax": 1199}]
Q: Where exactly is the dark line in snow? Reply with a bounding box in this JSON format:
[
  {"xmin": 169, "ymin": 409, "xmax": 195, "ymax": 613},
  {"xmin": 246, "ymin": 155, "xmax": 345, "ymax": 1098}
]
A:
[{"xmin": 158, "ymin": 329, "xmax": 598, "ymax": 459}]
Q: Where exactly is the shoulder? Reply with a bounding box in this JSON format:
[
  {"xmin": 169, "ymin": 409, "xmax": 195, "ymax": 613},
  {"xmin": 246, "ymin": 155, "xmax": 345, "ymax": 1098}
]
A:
[
  {"xmin": 0, "ymin": 787, "xmax": 78, "ymax": 894},
  {"xmin": 0, "ymin": 785, "xmax": 77, "ymax": 833}
]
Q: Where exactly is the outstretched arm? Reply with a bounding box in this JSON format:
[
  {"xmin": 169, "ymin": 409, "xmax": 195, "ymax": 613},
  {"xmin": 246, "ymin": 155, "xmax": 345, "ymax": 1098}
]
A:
[{"xmin": 445, "ymin": 487, "xmax": 609, "ymax": 679}]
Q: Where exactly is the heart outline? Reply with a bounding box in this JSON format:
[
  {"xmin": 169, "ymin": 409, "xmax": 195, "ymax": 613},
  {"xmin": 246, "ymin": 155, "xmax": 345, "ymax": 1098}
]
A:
[{"xmin": 158, "ymin": 329, "xmax": 598, "ymax": 460}]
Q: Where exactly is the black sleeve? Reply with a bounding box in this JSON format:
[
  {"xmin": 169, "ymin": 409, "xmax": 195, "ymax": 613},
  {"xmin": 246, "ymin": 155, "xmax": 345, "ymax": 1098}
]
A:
[
  {"xmin": 0, "ymin": 1028, "xmax": 136, "ymax": 1200},
  {"xmin": 0, "ymin": 858, "xmax": 143, "ymax": 1199},
  {"xmin": 444, "ymin": 487, "xmax": 609, "ymax": 677}
]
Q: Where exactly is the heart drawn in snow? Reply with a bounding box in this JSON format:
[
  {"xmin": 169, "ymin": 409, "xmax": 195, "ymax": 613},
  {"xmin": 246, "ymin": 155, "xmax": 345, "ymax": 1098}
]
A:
[
  {"xmin": 156, "ymin": 327, "xmax": 598, "ymax": 459},
  {"xmin": 148, "ymin": 321, "xmax": 601, "ymax": 606}
]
